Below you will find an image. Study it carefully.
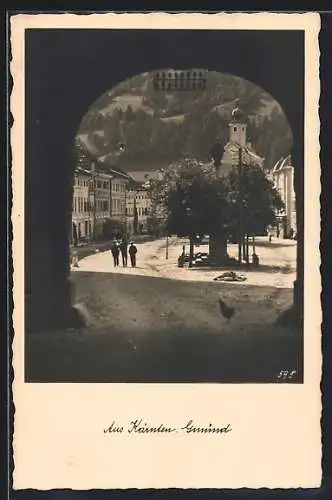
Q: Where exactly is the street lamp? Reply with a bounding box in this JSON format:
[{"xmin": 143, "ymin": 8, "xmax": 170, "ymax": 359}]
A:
[{"xmin": 185, "ymin": 206, "xmax": 194, "ymax": 268}]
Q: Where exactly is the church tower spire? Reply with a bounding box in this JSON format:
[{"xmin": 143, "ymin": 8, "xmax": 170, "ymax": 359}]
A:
[{"xmin": 229, "ymin": 99, "xmax": 247, "ymax": 147}]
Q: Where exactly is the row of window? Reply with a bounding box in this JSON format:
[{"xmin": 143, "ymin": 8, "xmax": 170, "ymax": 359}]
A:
[
  {"xmin": 113, "ymin": 182, "xmax": 126, "ymax": 193},
  {"xmin": 73, "ymin": 196, "xmax": 149, "ymax": 216},
  {"xmin": 126, "ymin": 207, "xmax": 149, "ymax": 216},
  {"xmin": 96, "ymin": 200, "xmax": 109, "ymax": 212},
  {"xmin": 74, "ymin": 177, "xmax": 126, "ymax": 192},
  {"xmin": 74, "ymin": 177, "xmax": 90, "ymax": 187},
  {"xmin": 112, "ymin": 199, "xmax": 125, "ymax": 213},
  {"xmin": 73, "ymin": 197, "xmax": 90, "ymax": 214},
  {"xmin": 73, "ymin": 196, "xmax": 109, "ymax": 214},
  {"xmin": 96, "ymin": 180, "xmax": 109, "ymax": 189}
]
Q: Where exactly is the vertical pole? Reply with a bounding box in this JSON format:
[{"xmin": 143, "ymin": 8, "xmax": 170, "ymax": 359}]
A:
[
  {"xmin": 93, "ymin": 171, "xmax": 96, "ymax": 241},
  {"xmin": 166, "ymin": 235, "xmax": 169, "ymax": 260},
  {"xmin": 238, "ymin": 146, "xmax": 243, "ymax": 263},
  {"xmin": 124, "ymin": 181, "xmax": 127, "ymax": 239},
  {"xmin": 189, "ymin": 236, "xmax": 194, "ymax": 268}
]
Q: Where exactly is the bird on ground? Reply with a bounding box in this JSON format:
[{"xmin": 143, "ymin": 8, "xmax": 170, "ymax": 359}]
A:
[{"xmin": 218, "ymin": 296, "xmax": 236, "ymax": 323}]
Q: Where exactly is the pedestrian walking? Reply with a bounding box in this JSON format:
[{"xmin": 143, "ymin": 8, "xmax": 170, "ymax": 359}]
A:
[
  {"xmin": 129, "ymin": 241, "xmax": 137, "ymax": 268},
  {"xmin": 120, "ymin": 239, "xmax": 128, "ymax": 267},
  {"xmin": 111, "ymin": 239, "xmax": 120, "ymax": 267}
]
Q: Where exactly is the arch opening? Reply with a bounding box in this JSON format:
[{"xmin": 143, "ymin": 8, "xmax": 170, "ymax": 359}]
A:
[{"xmin": 71, "ymin": 69, "xmax": 295, "ymax": 247}]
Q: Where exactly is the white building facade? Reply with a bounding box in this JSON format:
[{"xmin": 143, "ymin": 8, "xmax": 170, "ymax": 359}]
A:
[
  {"xmin": 72, "ymin": 167, "xmax": 93, "ymax": 243},
  {"xmin": 271, "ymin": 155, "xmax": 297, "ymax": 238},
  {"xmin": 126, "ymin": 181, "xmax": 151, "ymax": 235}
]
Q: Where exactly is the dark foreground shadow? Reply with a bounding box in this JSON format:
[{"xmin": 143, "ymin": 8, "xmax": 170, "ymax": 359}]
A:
[
  {"xmin": 25, "ymin": 271, "xmax": 303, "ymax": 383},
  {"xmin": 25, "ymin": 324, "xmax": 303, "ymax": 383}
]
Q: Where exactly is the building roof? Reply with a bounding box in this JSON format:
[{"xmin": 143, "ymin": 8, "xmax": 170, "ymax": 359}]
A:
[
  {"xmin": 74, "ymin": 166, "xmax": 92, "ymax": 176},
  {"xmin": 272, "ymin": 154, "xmax": 292, "ymax": 173},
  {"xmin": 127, "ymin": 171, "xmax": 161, "ymax": 183},
  {"xmin": 97, "ymin": 160, "xmax": 131, "ymax": 181}
]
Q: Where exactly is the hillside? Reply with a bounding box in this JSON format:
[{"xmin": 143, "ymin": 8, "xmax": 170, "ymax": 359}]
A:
[{"xmin": 77, "ymin": 71, "xmax": 293, "ymax": 172}]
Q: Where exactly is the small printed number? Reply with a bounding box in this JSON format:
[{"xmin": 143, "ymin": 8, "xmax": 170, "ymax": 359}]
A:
[{"xmin": 277, "ymin": 370, "xmax": 297, "ymax": 381}]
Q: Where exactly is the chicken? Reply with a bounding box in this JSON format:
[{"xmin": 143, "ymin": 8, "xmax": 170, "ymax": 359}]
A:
[{"xmin": 218, "ymin": 297, "xmax": 236, "ymax": 323}]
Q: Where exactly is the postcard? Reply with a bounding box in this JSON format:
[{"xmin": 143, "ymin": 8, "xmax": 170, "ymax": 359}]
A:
[{"xmin": 11, "ymin": 12, "xmax": 321, "ymax": 489}]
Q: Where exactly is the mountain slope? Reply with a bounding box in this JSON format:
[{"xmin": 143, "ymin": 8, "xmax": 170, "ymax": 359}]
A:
[{"xmin": 77, "ymin": 71, "xmax": 292, "ymax": 172}]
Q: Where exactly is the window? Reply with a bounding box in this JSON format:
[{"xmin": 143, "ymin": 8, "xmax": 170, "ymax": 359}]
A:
[{"xmin": 234, "ymin": 127, "xmax": 237, "ymax": 132}]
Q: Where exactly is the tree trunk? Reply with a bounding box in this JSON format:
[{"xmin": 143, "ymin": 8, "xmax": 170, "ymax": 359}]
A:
[
  {"xmin": 209, "ymin": 232, "xmax": 228, "ymax": 265},
  {"xmin": 245, "ymin": 234, "xmax": 250, "ymax": 265},
  {"xmin": 238, "ymin": 237, "xmax": 242, "ymax": 262},
  {"xmin": 242, "ymin": 237, "xmax": 246, "ymax": 262}
]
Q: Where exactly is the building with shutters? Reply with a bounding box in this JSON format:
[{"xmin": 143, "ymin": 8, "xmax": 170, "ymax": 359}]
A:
[
  {"xmin": 126, "ymin": 179, "xmax": 151, "ymax": 236},
  {"xmin": 71, "ymin": 167, "xmax": 94, "ymax": 244}
]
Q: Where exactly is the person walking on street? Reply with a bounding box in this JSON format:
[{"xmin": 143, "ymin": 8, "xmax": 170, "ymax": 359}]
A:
[
  {"xmin": 111, "ymin": 239, "xmax": 120, "ymax": 267},
  {"xmin": 129, "ymin": 241, "xmax": 137, "ymax": 268},
  {"xmin": 120, "ymin": 239, "xmax": 128, "ymax": 267}
]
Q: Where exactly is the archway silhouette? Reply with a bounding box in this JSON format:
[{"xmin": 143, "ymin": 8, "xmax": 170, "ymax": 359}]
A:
[{"xmin": 25, "ymin": 29, "xmax": 304, "ymax": 334}]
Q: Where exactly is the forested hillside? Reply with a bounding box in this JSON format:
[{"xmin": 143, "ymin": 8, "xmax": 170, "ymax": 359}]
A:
[{"xmin": 77, "ymin": 71, "xmax": 293, "ymax": 172}]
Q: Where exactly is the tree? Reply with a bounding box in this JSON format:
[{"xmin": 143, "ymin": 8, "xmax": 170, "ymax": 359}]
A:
[
  {"xmin": 149, "ymin": 159, "xmax": 231, "ymax": 264},
  {"xmin": 225, "ymin": 164, "xmax": 285, "ymax": 259}
]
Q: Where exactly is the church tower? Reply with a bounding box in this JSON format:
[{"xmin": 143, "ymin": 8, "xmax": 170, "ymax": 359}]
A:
[{"xmin": 229, "ymin": 100, "xmax": 247, "ymax": 146}]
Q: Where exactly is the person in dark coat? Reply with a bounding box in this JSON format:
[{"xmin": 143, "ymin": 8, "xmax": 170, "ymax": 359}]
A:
[
  {"xmin": 129, "ymin": 242, "xmax": 137, "ymax": 268},
  {"xmin": 119, "ymin": 239, "xmax": 128, "ymax": 267},
  {"xmin": 111, "ymin": 239, "xmax": 120, "ymax": 267}
]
